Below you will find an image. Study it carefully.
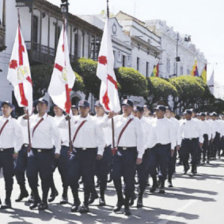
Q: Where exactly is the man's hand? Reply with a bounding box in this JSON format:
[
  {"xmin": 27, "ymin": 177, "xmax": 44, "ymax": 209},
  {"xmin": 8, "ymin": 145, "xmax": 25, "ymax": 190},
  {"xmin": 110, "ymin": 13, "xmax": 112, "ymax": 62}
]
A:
[
  {"xmin": 176, "ymin": 145, "xmax": 181, "ymax": 151},
  {"xmin": 96, "ymin": 154, "xmax": 103, "ymax": 160},
  {"xmin": 65, "ymin": 114, "xmax": 71, "ymax": 121},
  {"xmin": 108, "ymin": 112, "xmax": 115, "ymax": 119},
  {"xmin": 55, "ymin": 153, "xmax": 60, "ymax": 159},
  {"xmin": 136, "ymin": 158, "xmax": 142, "ymax": 165},
  {"xmin": 199, "ymin": 143, "xmax": 203, "ymax": 148},
  {"xmin": 171, "ymin": 150, "xmax": 175, "ymax": 157}
]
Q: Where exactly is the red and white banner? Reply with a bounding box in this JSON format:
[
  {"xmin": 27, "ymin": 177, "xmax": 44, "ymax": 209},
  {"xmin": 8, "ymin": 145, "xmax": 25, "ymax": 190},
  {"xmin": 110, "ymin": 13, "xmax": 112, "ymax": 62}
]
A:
[
  {"xmin": 96, "ymin": 19, "xmax": 120, "ymax": 113},
  {"xmin": 48, "ymin": 21, "xmax": 76, "ymax": 114},
  {"xmin": 7, "ymin": 25, "xmax": 33, "ymax": 113}
]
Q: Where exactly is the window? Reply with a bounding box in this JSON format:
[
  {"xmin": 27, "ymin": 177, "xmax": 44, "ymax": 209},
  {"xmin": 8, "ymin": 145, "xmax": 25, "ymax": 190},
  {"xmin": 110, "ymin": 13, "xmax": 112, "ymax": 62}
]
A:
[
  {"xmin": 74, "ymin": 32, "xmax": 78, "ymax": 57},
  {"xmin": 180, "ymin": 66, "xmax": 184, "ymax": 75},
  {"xmin": 146, "ymin": 62, "xmax": 149, "ymax": 77},
  {"xmin": 55, "ymin": 25, "xmax": 61, "ymax": 50},
  {"xmin": 82, "ymin": 31, "xmax": 85, "ymax": 57},
  {"xmin": 122, "ymin": 55, "xmax": 126, "ymax": 67},
  {"xmin": 137, "ymin": 57, "xmax": 140, "ymax": 71},
  {"xmin": 166, "ymin": 58, "xmax": 170, "ymax": 74},
  {"xmin": 32, "ymin": 15, "xmax": 38, "ymax": 44}
]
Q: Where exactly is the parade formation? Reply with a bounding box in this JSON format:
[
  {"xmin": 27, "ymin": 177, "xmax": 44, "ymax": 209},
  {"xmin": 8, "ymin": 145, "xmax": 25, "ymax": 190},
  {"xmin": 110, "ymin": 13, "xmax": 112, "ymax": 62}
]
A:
[{"xmin": 0, "ymin": 0, "xmax": 223, "ymax": 221}]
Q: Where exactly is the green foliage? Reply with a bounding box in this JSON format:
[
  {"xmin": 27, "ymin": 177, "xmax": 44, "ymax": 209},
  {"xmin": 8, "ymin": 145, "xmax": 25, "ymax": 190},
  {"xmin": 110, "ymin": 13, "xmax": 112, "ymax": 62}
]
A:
[
  {"xmin": 72, "ymin": 58, "xmax": 100, "ymax": 98},
  {"xmin": 148, "ymin": 77, "xmax": 177, "ymax": 104},
  {"xmin": 116, "ymin": 67, "xmax": 148, "ymax": 97}
]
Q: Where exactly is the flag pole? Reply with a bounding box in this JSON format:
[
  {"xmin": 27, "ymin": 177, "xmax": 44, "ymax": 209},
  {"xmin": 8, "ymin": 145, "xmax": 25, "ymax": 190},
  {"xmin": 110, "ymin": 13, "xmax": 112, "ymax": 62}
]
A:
[
  {"xmin": 17, "ymin": 8, "xmax": 32, "ymax": 152},
  {"xmin": 106, "ymin": 0, "xmax": 116, "ymax": 150}
]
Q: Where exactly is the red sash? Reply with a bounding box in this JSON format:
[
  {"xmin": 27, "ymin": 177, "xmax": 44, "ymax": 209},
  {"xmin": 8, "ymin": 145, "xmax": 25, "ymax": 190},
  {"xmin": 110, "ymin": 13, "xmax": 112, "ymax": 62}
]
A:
[
  {"xmin": 72, "ymin": 120, "xmax": 87, "ymax": 143},
  {"xmin": 32, "ymin": 117, "xmax": 44, "ymax": 137},
  {"xmin": 0, "ymin": 120, "xmax": 9, "ymax": 136}
]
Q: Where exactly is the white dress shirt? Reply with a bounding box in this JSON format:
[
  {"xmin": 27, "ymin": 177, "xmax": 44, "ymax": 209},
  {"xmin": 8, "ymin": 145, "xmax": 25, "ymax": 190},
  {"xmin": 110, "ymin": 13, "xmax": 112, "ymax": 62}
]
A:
[
  {"xmin": 20, "ymin": 113, "xmax": 61, "ymax": 154},
  {"xmin": 151, "ymin": 117, "xmax": 176, "ymax": 150},
  {"xmin": 0, "ymin": 116, "xmax": 23, "ymax": 152},
  {"xmin": 95, "ymin": 114, "xmax": 112, "ymax": 147},
  {"xmin": 140, "ymin": 117, "xmax": 156, "ymax": 150},
  {"xmin": 54, "ymin": 115, "xmax": 69, "ymax": 147},
  {"xmin": 111, "ymin": 114, "xmax": 144, "ymax": 159},
  {"xmin": 70, "ymin": 115, "xmax": 105, "ymax": 156},
  {"xmin": 177, "ymin": 119, "xmax": 203, "ymax": 145}
]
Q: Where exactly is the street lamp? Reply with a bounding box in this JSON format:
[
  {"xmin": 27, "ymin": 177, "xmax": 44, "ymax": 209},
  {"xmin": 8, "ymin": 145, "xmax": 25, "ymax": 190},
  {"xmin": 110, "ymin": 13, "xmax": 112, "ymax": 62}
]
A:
[{"xmin": 60, "ymin": 0, "xmax": 69, "ymax": 17}]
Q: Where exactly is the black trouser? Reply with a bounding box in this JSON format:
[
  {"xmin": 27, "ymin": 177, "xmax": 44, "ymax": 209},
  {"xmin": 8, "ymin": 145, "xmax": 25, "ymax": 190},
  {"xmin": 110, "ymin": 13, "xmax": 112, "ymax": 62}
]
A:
[
  {"xmin": 0, "ymin": 148, "xmax": 14, "ymax": 201},
  {"xmin": 181, "ymin": 138, "xmax": 199, "ymax": 172},
  {"xmin": 168, "ymin": 147, "xmax": 177, "ymax": 181},
  {"xmin": 213, "ymin": 133, "xmax": 221, "ymax": 158},
  {"xmin": 15, "ymin": 145, "xmax": 28, "ymax": 192},
  {"xmin": 96, "ymin": 146, "xmax": 112, "ymax": 197},
  {"xmin": 112, "ymin": 147, "xmax": 137, "ymax": 202},
  {"xmin": 148, "ymin": 144, "xmax": 171, "ymax": 183},
  {"xmin": 49, "ymin": 146, "xmax": 70, "ymax": 193},
  {"xmin": 137, "ymin": 149, "xmax": 150, "ymax": 195},
  {"xmin": 27, "ymin": 148, "xmax": 54, "ymax": 203},
  {"xmin": 202, "ymin": 134, "xmax": 210, "ymax": 162},
  {"xmin": 67, "ymin": 148, "xmax": 97, "ymax": 205}
]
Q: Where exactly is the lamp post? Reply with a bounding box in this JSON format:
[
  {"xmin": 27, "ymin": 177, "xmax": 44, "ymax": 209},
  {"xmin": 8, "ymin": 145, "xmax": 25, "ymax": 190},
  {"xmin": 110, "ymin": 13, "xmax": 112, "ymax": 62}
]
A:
[
  {"xmin": 60, "ymin": 0, "xmax": 69, "ymax": 19},
  {"xmin": 175, "ymin": 33, "xmax": 180, "ymax": 76}
]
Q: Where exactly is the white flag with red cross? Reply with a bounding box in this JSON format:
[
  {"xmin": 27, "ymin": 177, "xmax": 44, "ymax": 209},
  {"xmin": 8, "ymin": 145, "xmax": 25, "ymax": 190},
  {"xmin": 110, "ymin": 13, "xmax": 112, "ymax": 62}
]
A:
[
  {"xmin": 7, "ymin": 24, "xmax": 33, "ymax": 113},
  {"xmin": 96, "ymin": 19, "xmax": 121, "ymax": 113},
  {"xmin": 48, "ymin": 22, "xmax": 76, "ymax": 114}
]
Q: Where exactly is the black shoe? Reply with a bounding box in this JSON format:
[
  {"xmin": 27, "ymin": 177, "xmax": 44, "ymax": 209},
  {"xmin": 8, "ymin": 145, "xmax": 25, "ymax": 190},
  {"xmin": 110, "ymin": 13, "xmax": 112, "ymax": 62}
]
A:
[
  {"xmin": 48, "ymin": 190, "xmax": 58, "ymax": 203},
  {"xmin": 60, "ymin": 196, "xmax": 68, "ymax": 204},
  {"xmin": 38, "ymin": 202, "xmax": 48, "ymax": 210},
  {"xmin": 29, "ymin": 199, "xmax": 41, "ymax": 210},
  {"xmin": 150, "ymin": 184, "xmax": 157, "ymax": 193},
  {"xmin": 1, "ymin": 200, "xmax": 11, "ymax": 209},
  {"xmin": 124, "ymin": 207, "xmax": 131, "ymax": 216},
  {"xmin": 88, "ymin": 192, "xmax": 98, "ymax": 205},
  {"xmin": 129, "ymin": 193, "xmax": 136, "ymax": 206},
  {"xmin": 15, "ymin": 191, "xmax": 29, "ymax": 202},
  {"xmin": 79, "ymin": 204, "xmax": 89, "ymax": 213},
  {"xmin": 168, "ymin": 181, "xmax": 173, "ymax": 188},
  {"xmin": 159, "ymin": 188, "xmax": 165, "ymax": 194},
  {"xmin": 71, "ymin": 203, "xmax": 80, "ymax": 212},
  {"xmin": 27, "ymin": 195, "xmax": 34, "ymax": 204},
  {"xmin": 99, "ymin": 197, "xmax": 106, "ymax": 206},
  {"xmin": 207, "ymin": 160, "xmax": 210, "ymax": 164},
  {"xmin": 113, "ymin": 200, "xmax": 124, "ymax": 212},
  {"xmin": 184, "ymin": 164, "xmax": 190, "ymax": 174},
  {"xmin": 137, "ymin": 197, "xmax": 143, "ymax": 208}
]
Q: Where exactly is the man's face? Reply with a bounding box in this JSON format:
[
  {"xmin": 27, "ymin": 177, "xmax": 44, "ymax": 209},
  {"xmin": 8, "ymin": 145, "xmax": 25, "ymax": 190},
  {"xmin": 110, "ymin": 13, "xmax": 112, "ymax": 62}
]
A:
[
  {"xmin": 201, "ymin": 116, "xmax": 205, "ymax": 121},
  {"xmin": 156, "ymin": 110, "xmax": 165, "ymax": 119},
  {"xmin": 185, "ymin": 113, "xmax": 192, "ymax": 120},
  {"xmin": 95, "ymin": 106, "xmax": 105, "ymax": 116},
  {"xmin": 53, "ymin": 106, "xmax": 63, "ymax": 116},
  {"xmin": 72, "ymin": 108, "xmax": 79, "ymax": 116},
  {"xmin": 37, "ymin": 103, "xmax": 48, "ymax": 114},
  {"xmin": 79, "ymin": 107, "xmax": 89, "ymax": 117},
  {"xmin": 166, "ymin": 110, "xmax": 172, "ymax": 118},
  {"xmin": 1, "ymin": 104, "xmax": 12, "ymax": 117},
  {"xmin": 122, "ymin": 105, "xmax": 132, "ymax": 115},
  {"xmin": 136, "ymin": 111, "xmax": 144, "ymax": 119}
]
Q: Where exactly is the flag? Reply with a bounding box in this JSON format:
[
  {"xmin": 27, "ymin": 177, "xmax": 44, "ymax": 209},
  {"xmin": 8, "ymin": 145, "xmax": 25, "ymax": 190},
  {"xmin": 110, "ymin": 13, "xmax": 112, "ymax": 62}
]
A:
[
  {"xmin": 201, "ymin": 64, "xmax": 207, "ymax": 83},
  {"xmin": 96, "ymin": 18, "xmax": 120, "ymax": 113},
  {"xmin": 48, "ymin": 21, "xmax": 76, "ymax": 114},
  {"xmin": 7, "ymin": 23, "xmax": 33, "ymax": 114},
  {"xmin": 151, "ymin": 64, "xmax": 159, "ymax": 77},
  {"xmin": 191, "ymin": 60, "xmax": 199, "ymax": 77},
  {"xmin": 207, "ymin": 70, "xmax": 214, "ymax": 95}
]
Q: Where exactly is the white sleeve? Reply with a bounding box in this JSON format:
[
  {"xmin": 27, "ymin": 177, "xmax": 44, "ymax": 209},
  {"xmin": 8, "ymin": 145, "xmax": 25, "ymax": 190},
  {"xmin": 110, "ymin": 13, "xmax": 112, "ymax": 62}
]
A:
[
  {"xmin": 135, "ymin": 119, "xmax": 144, "ymax": 159},
  {"xmin": 13, "ymin": 120, "xmax": 24, "ymax": 152},
  {"xmin": 95, "ymin": 122, "xmax": 106, "ymax": 156}
]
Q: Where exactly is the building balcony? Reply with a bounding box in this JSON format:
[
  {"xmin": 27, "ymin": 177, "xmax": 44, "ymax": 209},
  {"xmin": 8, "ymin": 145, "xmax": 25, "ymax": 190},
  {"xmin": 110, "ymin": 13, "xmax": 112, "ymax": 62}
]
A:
[{"xmin": 25, "ymin": 41, "xmax": 78, "ymax": 65}]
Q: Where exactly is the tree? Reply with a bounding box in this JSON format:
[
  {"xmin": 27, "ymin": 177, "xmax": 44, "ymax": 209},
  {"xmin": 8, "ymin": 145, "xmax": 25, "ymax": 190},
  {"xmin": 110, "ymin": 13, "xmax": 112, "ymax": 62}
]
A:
[
  {"xmin": 170, "ymin": 75, "xmax": 206, "ymax": 111},
  {"xmin": 145, "ymin": 77, "xmax": 177, "ymax": 107},
  {"xmin": 72, "ymin": 58, "xmax": 100, "ymax": 99},
  {"xmin": 116, "ymin": 67, "xmax": 148, "ymax": 98},
  {"xmin": 31, "ymin": 64, "xmax": 84, "ymax": 100}
]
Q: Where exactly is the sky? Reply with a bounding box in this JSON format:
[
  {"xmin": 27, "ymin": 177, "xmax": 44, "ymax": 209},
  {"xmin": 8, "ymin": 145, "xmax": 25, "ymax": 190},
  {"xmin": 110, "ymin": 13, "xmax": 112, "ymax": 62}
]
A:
[{"xmin": 49, "ymin": 0, "xmax": 224, "ymax": 97}]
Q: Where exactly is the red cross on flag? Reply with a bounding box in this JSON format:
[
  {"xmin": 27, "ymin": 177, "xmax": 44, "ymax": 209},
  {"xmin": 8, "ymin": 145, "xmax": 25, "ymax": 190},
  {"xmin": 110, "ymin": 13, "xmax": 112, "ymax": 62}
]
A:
[
  {"xmin": 96, "ymin": 19, "xmax": 120, "ymax": 113},
  {"xmin": 48, "ymin": 22, "xmax": 76, "ymax": 114},
  {"xmin": 7, "ymin": 24, "xmax": 33, "ymax": 113}
]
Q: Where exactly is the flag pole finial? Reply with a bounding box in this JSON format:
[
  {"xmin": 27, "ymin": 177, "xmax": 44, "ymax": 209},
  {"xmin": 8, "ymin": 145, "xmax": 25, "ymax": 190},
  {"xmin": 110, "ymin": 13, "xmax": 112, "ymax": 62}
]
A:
[{"xmin": 107, "ymin": 0, "xmax": 109, "ymax": 18}]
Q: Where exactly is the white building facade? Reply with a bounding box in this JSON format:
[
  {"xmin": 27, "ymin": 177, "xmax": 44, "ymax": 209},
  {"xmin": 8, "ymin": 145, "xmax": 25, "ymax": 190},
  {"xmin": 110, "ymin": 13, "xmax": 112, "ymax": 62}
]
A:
[{"xmin": 145, "ymin": 20, "xmax": 207, "ymax": 78}]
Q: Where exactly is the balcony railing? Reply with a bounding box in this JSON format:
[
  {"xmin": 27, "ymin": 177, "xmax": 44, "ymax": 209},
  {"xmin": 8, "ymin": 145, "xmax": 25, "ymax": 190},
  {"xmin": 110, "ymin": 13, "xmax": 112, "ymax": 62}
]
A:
[{"xmin": 25, "ymin": 41, "xmax": 78, "ymax": 64}]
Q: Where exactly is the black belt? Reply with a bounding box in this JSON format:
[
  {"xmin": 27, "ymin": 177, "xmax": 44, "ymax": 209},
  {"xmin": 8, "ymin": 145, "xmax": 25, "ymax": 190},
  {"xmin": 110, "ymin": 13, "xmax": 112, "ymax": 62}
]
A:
[
  {"xmin": 75, "ymin": 147, "xmax": 97, "ymax": 151},
  {"xmin": 32, "ymin": 148, "xmax": 53, "ymax": 153},
  {"xmin": 183, "ymin": 138, "xmax": 198, "ymax": 141},
  {"xmin": 155, "ymin": 143, "xmax": 170, "ymax": 147},
  {"xmin": 118, "ymin": 147, "xmax": 136, "ymax": 151},
  {"xmin": 0, "ymin": 148, "xmax": 14, "ymax": 152}
]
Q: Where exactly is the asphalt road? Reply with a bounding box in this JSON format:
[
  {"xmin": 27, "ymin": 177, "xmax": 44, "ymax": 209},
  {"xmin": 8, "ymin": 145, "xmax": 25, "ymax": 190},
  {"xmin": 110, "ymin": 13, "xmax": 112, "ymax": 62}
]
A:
[{"xmin": 0, "ymin": 159, "xmax": 224, "ymax": 224}]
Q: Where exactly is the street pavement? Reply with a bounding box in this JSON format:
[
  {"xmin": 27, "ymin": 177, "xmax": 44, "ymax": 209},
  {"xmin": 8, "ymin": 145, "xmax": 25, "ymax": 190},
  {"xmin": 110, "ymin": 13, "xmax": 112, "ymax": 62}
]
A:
[{"xmin": 0, "ymin": 159, "xmax": 224, "ymax": 224}]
